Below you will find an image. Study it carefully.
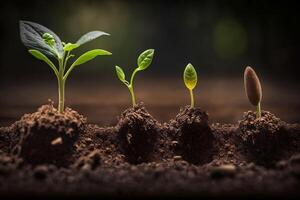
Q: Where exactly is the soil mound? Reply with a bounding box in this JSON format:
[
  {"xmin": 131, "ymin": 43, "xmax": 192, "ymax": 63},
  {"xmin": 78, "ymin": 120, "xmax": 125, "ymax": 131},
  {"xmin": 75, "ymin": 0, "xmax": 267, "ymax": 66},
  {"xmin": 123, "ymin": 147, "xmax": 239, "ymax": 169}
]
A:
[
  {"xmin": 116, "ymin": 103, "xmax": 159, "ymax": 164},
  {"xmin": 238, "ymin": 111, "xmax": 286, "ymax": 164},
  {"xmin": 9, "ymin": 102, "xmax": 86, "ymax": 166},
  {"xmin": 170, "ymin": 106, "xmax": 214, "ymax": 164}
]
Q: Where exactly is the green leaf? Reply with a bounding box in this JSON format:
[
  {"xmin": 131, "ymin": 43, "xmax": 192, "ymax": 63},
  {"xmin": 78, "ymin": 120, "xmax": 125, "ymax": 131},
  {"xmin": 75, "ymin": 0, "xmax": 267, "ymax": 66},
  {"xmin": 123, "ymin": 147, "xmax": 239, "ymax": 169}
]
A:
[
  {"xmin": 184, "ymin": 63, "xmax": 197, "ymax": 90},
  {"xmin": 64, "ymin": 49, "xmax": 112, "ymax": 80},
  {"xmin": 71, "ymin": 49, "xmax": 112, "ymax": 67},
  {"xmin": 137, "ymin": 49, "xmax": 154, "ymax": 70},
  {"xmin": 28, "ymin": 49, "xmax": 58, "ymax": 77},
  {"xmin": 63, "ymin": 43, "xmax": 80, "ymax": 51},
  {"xmin": 20, "ymin": 21, "xmax": 64, "ymax": 58},
  {"xmin": 76, "ymin": 31, "xmax": 110, "ymax": 46},
  {"xmin": 115, "ymin": 66, "xmax": 126, "ymax": 82}
]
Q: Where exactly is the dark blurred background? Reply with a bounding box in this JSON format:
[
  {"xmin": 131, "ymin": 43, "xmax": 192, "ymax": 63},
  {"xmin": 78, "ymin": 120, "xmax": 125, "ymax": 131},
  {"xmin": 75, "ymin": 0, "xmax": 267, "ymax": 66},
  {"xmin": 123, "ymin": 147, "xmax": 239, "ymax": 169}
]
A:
[{"xmin": 0, "ymin": 0, "xmax": 299, "ymax": 125}]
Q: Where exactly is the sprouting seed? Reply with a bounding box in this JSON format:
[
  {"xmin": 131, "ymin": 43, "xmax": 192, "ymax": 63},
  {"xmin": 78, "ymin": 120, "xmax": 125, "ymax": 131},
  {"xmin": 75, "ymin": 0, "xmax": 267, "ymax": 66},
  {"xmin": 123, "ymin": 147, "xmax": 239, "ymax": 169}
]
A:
[
  {"xmin": 115, "ymin": 49, "xmax": 155, "ymax": 106},
  {"xmin": 183, "ymin": 63, "xmax": 197, "ymax": 108},
  {"xmin": 244, "ymin": 66, "xmax": 262, "ymax": 118},
  {"xmin": 20, "ymin": 21, "xmax": 112, "ymax": 113}
]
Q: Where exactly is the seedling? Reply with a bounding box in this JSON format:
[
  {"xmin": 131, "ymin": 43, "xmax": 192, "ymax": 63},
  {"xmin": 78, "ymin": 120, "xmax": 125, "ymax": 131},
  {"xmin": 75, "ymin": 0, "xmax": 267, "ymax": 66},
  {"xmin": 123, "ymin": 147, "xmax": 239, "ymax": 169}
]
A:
[
  {"xmin": 115, "ymin": 49, "xmax": 154, "ymax": 106},
  {"xmin": 20, "ymin": 21, "xmax": 111, "ymax": 113},
  {"xmin": 183, "ymin": 63, "xmax": 197, "ymax": 108},
  {"xmin": 244, "ymin": 66, "xmax": 262, "ymax": 118}
]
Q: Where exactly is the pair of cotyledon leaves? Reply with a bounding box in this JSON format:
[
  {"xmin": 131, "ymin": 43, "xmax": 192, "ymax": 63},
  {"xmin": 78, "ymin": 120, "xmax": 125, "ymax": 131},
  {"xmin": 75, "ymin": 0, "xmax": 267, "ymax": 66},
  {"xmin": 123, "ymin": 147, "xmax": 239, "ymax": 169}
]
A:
[
  {"xmin": 115, "ymin": 49, "xmax": 154, "ymax": 84},
  {"xmin": 20, "ymin": 20, "xmax": 111, "ymax": 72}
]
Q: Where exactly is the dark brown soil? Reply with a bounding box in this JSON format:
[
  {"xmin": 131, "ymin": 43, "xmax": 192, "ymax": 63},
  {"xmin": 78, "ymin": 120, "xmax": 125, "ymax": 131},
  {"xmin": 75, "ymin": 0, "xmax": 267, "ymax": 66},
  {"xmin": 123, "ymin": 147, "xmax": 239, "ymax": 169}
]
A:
[
  {"xmin": 8, "ymin": 102, "xmax": 86, "ymax": 166},
  {"xmin": 169, "ymin": 106, "xmax": 214, "ymax": 164},
  {"xmin": 116, "ymin": 103, "xmax": 159, "ymax": 164},
  {"xmin": 238, "ymin": 111, "xmax": 290, "ymax": 165},
  {"xmin": 0, "ymin": 104, "xmax": 300, "ymax": 198}
]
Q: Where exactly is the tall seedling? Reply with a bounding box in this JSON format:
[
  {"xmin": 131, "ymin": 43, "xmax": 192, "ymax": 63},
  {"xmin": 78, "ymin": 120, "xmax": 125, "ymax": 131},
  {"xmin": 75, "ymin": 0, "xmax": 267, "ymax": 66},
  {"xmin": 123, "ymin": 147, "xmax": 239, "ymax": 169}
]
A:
[
  {"xmin": 115, "ymin": 49, "xmax": 154, "ymax": 106},
  {"xmin": 20, "ymin": 21, "xmax": 111, "ymax": 113}
]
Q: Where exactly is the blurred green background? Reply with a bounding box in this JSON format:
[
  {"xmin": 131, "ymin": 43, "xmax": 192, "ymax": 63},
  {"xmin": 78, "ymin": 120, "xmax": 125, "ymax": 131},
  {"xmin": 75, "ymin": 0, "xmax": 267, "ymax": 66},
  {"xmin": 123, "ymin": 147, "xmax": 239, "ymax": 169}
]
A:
[
  {"xmin": 1, "ymin": 0, "xmax": 299, "ymax": 81},
  {"xmin": 0, "ymin": 0, "xmax": 299, "ymax": 125}
]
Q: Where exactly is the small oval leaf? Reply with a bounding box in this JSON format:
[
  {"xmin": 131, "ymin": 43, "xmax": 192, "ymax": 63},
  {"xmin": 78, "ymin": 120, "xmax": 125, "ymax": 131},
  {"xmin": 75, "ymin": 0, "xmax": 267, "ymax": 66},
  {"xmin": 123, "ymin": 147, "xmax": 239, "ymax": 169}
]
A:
[
  {"xmin": 184, "ymin": 63, "xmax": 197, "ymax": 90},
  {"xmin": 76, "ymin": 31, "xmax": 110, "ymax": 46},
  {"xmin": 28, "ymin": 49, "xmax": 58, "ymax": 76},
  {"xmin": 71, "ymin": 49, "xmax": 112, "ymax": 67},
  {"xmin": 137, "ymin": 49, "xmax": 154, "ymax": 70},
  {"xmin": 244, "ymin": 66, "xmax": 262, "ymax": 106},
  {"xmin": 115, "ymin": 66, "xmax": 126, "ymax": 82},
  {"xmin": 63, "ymin": 43, "xmax": 80, "ymax": 52}
]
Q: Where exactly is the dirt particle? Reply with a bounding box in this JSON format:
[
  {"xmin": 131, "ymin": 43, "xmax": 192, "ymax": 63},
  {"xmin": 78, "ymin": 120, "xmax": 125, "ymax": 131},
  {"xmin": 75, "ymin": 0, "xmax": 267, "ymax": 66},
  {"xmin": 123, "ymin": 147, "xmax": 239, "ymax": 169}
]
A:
[
  {"xmin": 210, "ymin": 164, "xmax": 236, "ymax": 179},
  {"xmin": 51, "ymin": 137, "xmax": 63, "ymax": 146},
  {"xmin": 173, "ymin": 156, "xmax": 182, "ymax": 161},
  {"xmin": 34, "ymin": 165, "xmax": 48, "ymax": 180},
  {"xmin": 74, "ymin": 150, "xmax": 101, "ymax": 170}
]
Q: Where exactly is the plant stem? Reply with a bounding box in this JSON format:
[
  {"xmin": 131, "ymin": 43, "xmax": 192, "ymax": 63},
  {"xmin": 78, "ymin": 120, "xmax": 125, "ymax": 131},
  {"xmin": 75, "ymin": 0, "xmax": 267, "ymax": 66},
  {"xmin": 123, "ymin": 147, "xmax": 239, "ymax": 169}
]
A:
[
  {"xmin": 128, "ymin": 68, "xmax": 139, "ymax": 107},
  {"xmin": 128, "ymin": 85, "xmax": 136, "ymax": 106},
  {"xmin": 58, "ymin": 58, "xmax": 65, "ymax": 113},
  {"xmin": 256, "ymin": 102, "xmax": 261, "ymax": 118},
  {"xmin": 189, "ymin": 89, "xmax": 194, "ymax": 108},
  {"xmin": 58, "ymin": 78, "xmax": 65, "ymax": 113}
]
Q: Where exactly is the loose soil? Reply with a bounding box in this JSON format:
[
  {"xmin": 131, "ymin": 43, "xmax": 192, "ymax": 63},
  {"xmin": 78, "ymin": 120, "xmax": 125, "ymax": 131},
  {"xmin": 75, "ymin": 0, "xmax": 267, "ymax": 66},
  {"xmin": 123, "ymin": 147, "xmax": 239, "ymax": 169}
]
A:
[{"xmin": 0, "ymin": 102, "xmax": 300, "ymax": 198}]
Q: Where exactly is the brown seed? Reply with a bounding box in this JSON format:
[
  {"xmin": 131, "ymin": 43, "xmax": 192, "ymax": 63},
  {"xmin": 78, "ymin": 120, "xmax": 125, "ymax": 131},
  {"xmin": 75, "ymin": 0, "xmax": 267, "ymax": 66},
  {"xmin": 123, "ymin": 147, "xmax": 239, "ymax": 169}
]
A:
[{"xmin": 244, "ymin": 66, "xmax": 262, "ymax": 106}]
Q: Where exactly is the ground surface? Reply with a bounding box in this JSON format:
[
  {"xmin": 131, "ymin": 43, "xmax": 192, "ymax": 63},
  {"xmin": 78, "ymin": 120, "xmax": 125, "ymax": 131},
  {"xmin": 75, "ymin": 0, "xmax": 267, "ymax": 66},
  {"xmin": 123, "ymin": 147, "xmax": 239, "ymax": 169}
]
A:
[
  {"xmin": 0, "ymin": 78, "xmax": 300, "ymax": 198},
  {"xmin": 0, "ymin": 102, "xmax": 299, "ymax": 199}
]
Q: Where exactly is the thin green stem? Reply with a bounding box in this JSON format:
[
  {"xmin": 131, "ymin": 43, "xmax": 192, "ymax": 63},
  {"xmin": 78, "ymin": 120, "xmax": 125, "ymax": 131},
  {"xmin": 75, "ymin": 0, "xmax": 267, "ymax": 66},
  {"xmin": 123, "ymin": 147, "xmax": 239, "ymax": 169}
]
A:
[
  {"xmin": 63, "ymin": 51, "xmax": 70, "ymax": 72},
  {"xmin": 189, "ymin": 89, "xmax": 194, "ymax": 108},
  {"xmin": 58, "ymin": 58, "xmax": 65, "ymax": 113},
  {"xmin": 256, "ymin": 102, "xmax": 261, "ymax": 118},
  {"xmin": 127, "ymin": 68, "xmax": 139, "ymax": 107},
  {"xmin": 128, "ymin": 85, "xmax": 136, "ymax": 106},
  {"xmin": 130, "ymin": 68, "xmax": 139, "ymax": 86}
]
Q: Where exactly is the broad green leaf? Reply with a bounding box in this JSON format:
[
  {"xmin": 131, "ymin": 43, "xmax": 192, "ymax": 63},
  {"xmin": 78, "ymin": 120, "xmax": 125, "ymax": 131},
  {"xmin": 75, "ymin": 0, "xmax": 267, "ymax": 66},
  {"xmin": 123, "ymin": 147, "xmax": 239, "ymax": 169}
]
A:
[
  {"xmin": 115, "ymin": 66, "xmax": 126, "ymax": 82},
  {"xmin": 71, "ymin": 49, "xmax": 112, "ymax": 67},
  {"xmin": 184, "ymin": 63, "xmax": 197, "ymax": 90},
  {"xmin": 76, "ymin": 31, "xmax": 110, "ymax": 46},
  {"xmin": 64, "ymin": 49, "xmax": 111, "ymax": 80},
  {"xmin": 20, "ymin": 21, "xmax": 64, "ymax": 58},
  {"xmin": 137, "ymin": 49, "xmax": 154, "ymax": 70},
  {"xmin": 63, "ymin": 43, "xmax": 80, "ymax": 51},
  {"xmin": 28, "ymin": 49, "xmax": 58, "ymax": 76}
]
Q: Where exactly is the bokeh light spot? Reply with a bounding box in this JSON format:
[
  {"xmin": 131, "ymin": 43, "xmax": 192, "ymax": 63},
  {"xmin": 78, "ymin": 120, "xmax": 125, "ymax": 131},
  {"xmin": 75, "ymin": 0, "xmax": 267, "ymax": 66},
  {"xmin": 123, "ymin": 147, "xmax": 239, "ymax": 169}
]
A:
[{"xmin": 213, "ymin": 17, "xmax": 247, "ymax": 59}]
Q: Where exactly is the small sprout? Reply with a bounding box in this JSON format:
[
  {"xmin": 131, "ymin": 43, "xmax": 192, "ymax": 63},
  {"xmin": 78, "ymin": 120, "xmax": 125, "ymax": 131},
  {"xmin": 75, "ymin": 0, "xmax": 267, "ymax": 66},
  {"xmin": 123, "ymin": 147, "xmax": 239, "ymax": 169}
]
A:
[
  {"xmin": 20, "ymin": 21, "xmax": 111, "ymax": 113},
  {"xmin": 244, "ymin": 66, "xmax": 262, "ymax": 118},
  {"xmin": 115, "ymin": 49, "xmax": 154, "ymax": 106},
  {"xmin": 183, "ymin": 63, "xmax": 197, "ymax": 108},
  {"xmin": 42, "ymin": 33, "xmax": 55, "ymax": 48}
]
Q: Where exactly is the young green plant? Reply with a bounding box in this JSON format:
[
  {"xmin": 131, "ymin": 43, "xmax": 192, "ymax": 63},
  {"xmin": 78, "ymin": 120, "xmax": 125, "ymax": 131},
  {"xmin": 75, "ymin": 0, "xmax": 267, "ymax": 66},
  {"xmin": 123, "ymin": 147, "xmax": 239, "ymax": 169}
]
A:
[
  {"xmin": 244, "ymin": 66, "xmax": 262, "ymax": 118},
  {"xmin": 115, "ymin": 49, "xmax": 155, "ymax": 106},
  {"xmin": 20, "ymin": 21, "xmax": 111, "ymax": 113},
  {"xmin": 183, "ymin": 63, "xmax": 197, "ymax": 108}
]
